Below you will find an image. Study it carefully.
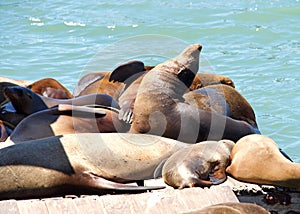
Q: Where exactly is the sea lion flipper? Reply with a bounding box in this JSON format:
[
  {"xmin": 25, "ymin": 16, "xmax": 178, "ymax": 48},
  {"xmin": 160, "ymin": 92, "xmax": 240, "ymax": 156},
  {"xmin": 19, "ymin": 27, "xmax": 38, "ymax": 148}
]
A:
[
  {"xmin": 58, "ymin": 104, "xmax": 106, "ymax": 118},
  {"xmin": 80, "ymin": 171, "xmax": 165, "ymax": 191},
  {"xmin": 109, "ymin": 60, "xmax": 145, "ymax": 83},
  {"xmin": 73, "ymin": 74, "xmax": 105, "ymax": 97}
]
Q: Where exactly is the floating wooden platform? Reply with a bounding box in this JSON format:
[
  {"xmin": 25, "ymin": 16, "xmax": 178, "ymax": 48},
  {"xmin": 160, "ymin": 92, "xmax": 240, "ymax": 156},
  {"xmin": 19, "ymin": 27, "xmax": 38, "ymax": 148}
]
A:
[{"xmin": 0, "ymin": 185, "xmax": 238, "ymax": 214}]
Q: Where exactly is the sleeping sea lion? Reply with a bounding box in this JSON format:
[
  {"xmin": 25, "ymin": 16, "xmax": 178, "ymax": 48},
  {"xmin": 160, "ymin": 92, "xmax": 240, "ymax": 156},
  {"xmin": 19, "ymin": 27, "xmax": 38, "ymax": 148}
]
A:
[
  {"xmin": 189, "ymin": 73, "xmax": 235, "ymax": 90},
  {"xmin": 162, "ymin": 140, "xmax": 234, "ymax": 189},
  {"xmin": 8, "ymin": 104, "xmax": 130, "ymax": 143},
  {"xmin": 226, "ymin": 134, "xmax": 300, "ymax": 188},
  {"xmin": 183, "ymin": 85, "xmax": 257, "ymax": 128},
  {"xmin": 4, "ymin": 86, "xmax": 120, "ymax": 115},
  {"xmin": 73, "ymin": 72, "xmax": 125, "ymax": 99},
  {"xmin": 128, "ymin": 44, "xmax": 259, "ymax": 143},
  {"xmin": 27, "ymin": 78, "xmax": 73, "ymax": 99},
  {"xmin": 0, "ymin": 133, "xmax": 187, "ymax": 200}
]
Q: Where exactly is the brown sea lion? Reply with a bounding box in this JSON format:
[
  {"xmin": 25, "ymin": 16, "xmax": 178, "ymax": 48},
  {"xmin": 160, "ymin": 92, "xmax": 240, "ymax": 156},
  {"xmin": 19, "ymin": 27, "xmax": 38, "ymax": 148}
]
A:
[
  {"xmin": 0, "ymin": 82, "xmax": 19, "ymax": 105},
  {"xmin": 27, "ymin": 78, "xmax": 73, "ymax": 99},
  {"xmin": 73, "ymin": 72, "xmax": 125, "ymax": 99},
  {"xmin": 204, "ymin": 84, "xmax": 258, "ymax": 127},
  {"xmin": 110, "ymin": 63, "xmax": 234, "ymax": 124},
  {"xmin": 162, "ymin": 140, "xmax": 234, "ymax": 189},
  {"xmin": 187, "ymin": 202, "xmax": 269, "ymax": 214},
  {"xmin": 4, "ymin": 86, "xmax": 120, "ymax": 115},
  {"xmin": 128, "ymin": 44, "xmax": 259, "ymax": 143},
  {"xmin": 189, "ymin": 73, "xmax": 235, "ymax": 90},
  {"xmin": 8, "ymin": 104, "xmax": 129, "ymax": 143},
  {"xmin": 226, "ymin": 134, "xmax": 300, "ymax": 188},
  {"xmin": 183, "ymin": 87, "xmax": 230, "ymax": 116},
  {"xmin": 183, "ymin": 84, "xmax": 257, "ymax": 128},
  {"xmin": 0, "ymin": 133, "xmax": 187, "ymax": 200}
]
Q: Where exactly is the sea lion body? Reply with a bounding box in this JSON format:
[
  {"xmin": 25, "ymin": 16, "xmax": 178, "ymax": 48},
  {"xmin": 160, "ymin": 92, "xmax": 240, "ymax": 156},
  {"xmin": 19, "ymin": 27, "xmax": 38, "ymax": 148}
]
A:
[
  {"xmin": 9, "ymin": 105, "xmax": 129, "ymax": 143},
  {"xmin": 0, "ymin": 133, "xmax": 187, "ymax": 199},
  {"xmin": 27, "ymin": 78, "xmax": 73, "ymax": 99},
  {"xmin": 73, "ymin": 72, "xmax": 125, "ymax": 99},
  {"xmin": 189, "ymin": 73, "xmax": 235, "ymax": 90},
  {"xmin": 226, "ymin": 134, "xmax": 300, "ymax": 188},
  {"xmin": 129, "ymin": 44, "xmax": 259, "ymax": 143},
  {"xmin": 162, "ymin": 140, "xmax": 234, "ymax": 189}
]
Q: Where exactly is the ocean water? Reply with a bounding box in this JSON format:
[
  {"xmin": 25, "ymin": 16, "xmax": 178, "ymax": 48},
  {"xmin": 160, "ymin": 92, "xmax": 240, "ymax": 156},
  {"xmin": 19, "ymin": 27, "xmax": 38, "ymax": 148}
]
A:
[{"xmin": 0, "ymin": 1, "xmax": 299, "ymax": 161}]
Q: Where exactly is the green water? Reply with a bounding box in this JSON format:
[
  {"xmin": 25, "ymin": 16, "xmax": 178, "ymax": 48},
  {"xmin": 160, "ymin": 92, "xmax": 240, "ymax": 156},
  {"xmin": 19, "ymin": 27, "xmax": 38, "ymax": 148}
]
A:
[{"xmin": 1, "ymin": 1, "xmax": 299, "ymax": 161}]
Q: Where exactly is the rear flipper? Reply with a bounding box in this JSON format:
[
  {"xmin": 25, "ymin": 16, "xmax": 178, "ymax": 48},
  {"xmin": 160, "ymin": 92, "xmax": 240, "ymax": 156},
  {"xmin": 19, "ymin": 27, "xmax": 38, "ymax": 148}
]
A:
[{"xmin": 77, "ymin": 171, "xmax": 165, "ymax": 191}]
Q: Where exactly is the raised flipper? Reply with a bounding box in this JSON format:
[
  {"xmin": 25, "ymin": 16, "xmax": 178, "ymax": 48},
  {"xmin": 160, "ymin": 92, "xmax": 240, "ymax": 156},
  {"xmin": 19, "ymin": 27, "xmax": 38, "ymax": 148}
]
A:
[
  {"xmin": 57, "ymin": 104, "xmax": 106, "ymax": 118},
  {"xmin": 73, "ymin": 73, "xmax": 106, "ymax": 97},
  {"xmin": 109, "ymin": 60, "xmax": 145, "ymax": 83},
  {"xmin": 78, "ymin": 171, "xmax": 165, "ymax": 191}
]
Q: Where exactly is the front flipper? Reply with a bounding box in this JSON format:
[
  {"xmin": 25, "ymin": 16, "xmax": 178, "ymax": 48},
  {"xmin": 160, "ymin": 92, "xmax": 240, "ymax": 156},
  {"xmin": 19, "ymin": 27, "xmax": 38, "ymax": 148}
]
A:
[
  {"xmin": 109, "ymin": 60, "xmax": 145, "ymax": 83},
  {"xmin": 78, "ymin": 171, "xmax": 165, "ymax": 191},
  {"xmin": 57, "ymin": 104, "xmax": 106, "ymax": 118}
]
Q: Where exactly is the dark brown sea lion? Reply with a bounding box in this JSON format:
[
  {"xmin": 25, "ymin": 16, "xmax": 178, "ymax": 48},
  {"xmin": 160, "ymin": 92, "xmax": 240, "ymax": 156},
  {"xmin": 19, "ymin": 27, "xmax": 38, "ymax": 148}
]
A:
[
  {"xmin": 226, "ymin": 134, "xmax": 300, "ymax": 188},
  {"xmin": 4, "ymin": 86, "xmax": 120, "ymax": 115},
  {"xmin": 0, "ymin": 102, "xmax": 26, "ymax": 128},
  {"xmin": 162, "ymin": 140, "xmax": 234, "ymax": 189},
  {"xmin": 0, "ymin": 133, "xmax": 187, "ymax": 200},
  {"xmin": 0, "ymin": 82, "xmax": 19, "ymax": 105},
  {"xmin": 27, "ymin": 78, "xmax": 73, "ymax": 99},
  {"xmin": 187, "ymin": 202, "xmax": 269, "ymax": 214},
  {"xmin": 8, "ymin": 104, "xmax": 130, "ymax": 143},
  {"xmin": 128, "ymin": 44, "xmax": 259, "ymax": 143}
]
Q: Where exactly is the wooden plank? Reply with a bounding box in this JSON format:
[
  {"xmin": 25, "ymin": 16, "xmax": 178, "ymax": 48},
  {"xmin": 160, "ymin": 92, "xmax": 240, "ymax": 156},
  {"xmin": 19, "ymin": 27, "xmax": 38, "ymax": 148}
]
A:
[
  {"xmin": 0, "ymin": 200, "xmax": 19, "ymax": 214},
  {"xmin": 17, "ymin": 199, "xmax": 48, "ymax": 214},
  {"xmin": 73, "ymin": 197, "xmax": 105, "ymax": 214},
  {"xmin": 43, "ymin": 198, "xmax": 78, "ymax": 214}
]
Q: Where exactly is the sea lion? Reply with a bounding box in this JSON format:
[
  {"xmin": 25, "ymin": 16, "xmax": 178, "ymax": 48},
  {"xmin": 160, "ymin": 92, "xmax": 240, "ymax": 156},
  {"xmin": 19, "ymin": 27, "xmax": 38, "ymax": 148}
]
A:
[
  {"xmin": 0, "ymin": 82, "xmax": 19, "ymax": 105},
  {"xmin": 9, "ymin": 104, "xmax": 130, "ymax": 143},
  {"xmin": 0, "ymin": 133, "xmax": 187, "ymax": 200},
  {"xmin": 110, "ymin": 62, "xmax": 234, "ymax": 123},
  {"xmin": 0, "ymin": 100, "xmax": 27, "ymax": 128},
  {"xmin": 0, "ymin": 120, "xmax": 11, "ymax": 142},
  {"xmin": 27, "ymin": 78, "xmax": 73, "ymax": 99},
  {"xmin": 183, "ymin": 85, "xmax": 257, "ymax": 127},
  {"xmin": 4, "ymin": 86, "xmax": 120, "ymax": 115},
  {"xmin": 226, "ymin": 134, "xmax": 300, "ymax": 188},
  {"xmin": 188, "ymin": 202, "xmax": 269, "ymax": 214},
  {"xmin": 162, "ymin": 140, "xmax": 234, "ymax": 189},
  {"xmin": 189, "ymin": 73, "xmax": 235, "ymax": 90},
  {"xmin": 0, "ymin": 76, "xmax": 31, "ymax": 87},
  {"xmin": 183, "ymin": 87, "xmax": 230, "ymax": 116},
  {"xmin": 128, "ymin": 44, "xmax": 259, "ymax": 143},
  {"xmin": 73, "ymin": 72, "xmax": 125, "ymax": 99}
]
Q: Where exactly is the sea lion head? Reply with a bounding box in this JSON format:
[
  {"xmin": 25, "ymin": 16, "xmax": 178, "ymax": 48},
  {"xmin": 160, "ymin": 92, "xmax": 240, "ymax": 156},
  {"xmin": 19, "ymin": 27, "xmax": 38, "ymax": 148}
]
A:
[{"xmin": 4, "ymin": 86, "xmax": 47, "ymax": 115}]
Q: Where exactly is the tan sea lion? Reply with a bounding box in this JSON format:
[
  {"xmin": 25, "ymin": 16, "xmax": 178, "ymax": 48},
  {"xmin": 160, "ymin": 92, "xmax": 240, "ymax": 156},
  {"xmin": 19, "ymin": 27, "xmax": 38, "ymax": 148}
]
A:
[
  {"xmin": 162, "ymin": 140, "xmax": 234, "ymax": 189},
  {"xmin": 226, "ymin": 134, "xmax": 300, "ymax": 188},
  {"xmin": 187, "ymin": 202, "xmax": 269, "ymax": 214},
  {"xmin": 0, "ymin": 133, "xmax": 187, "ymax": 200},
  {"xmin": 4, "ymin": 86, "xmax": 120, "ymax": 115},
  {"xmin": 27, "ymin": 78, "xmax": 73, "ymax": 99},
  {"xmin": 128, "ymin": 44, "xmax": 259, "ymax": 143},
  {"xmin": 9, "ymin": 104, "xmax": 129, "ymax": 143},
  {"xmin": 0, "ymin": 76, "xmax": 31, "ymax": 87}
]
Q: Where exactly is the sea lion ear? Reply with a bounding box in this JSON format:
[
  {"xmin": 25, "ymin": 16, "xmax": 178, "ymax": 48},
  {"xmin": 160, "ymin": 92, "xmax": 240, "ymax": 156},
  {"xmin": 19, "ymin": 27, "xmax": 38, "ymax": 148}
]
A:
[
  {"xmin": 109, "ymin": 60, "xmax": 145, "ymax": 83},
  {"xmin": 177, "ymin": 68, "xmax": 196, "ymax": 88},
  {"xmin": 57, "ymin": 104, "xmax": 106, "ymax": 118}
]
